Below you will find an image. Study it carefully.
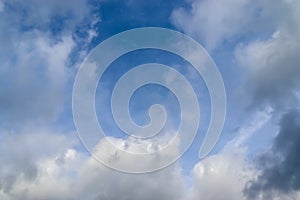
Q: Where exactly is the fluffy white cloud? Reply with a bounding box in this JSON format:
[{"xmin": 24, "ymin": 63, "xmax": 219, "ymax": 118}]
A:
[
  {"xmin": 0, "ymin": 128, "xmax": 78, "ymax": 199},
  {"xmin": 171, "ymin": 0, "xmax": 255, "ymax": 50},
  {"xmin": 75, "ymin": 138, "xmax": 184, "ymax": 200},
  {"xmin": 0, "ymin": 0, "xmax": 99, "ymax": 127},
  {"xmin": 0, "ymin": 134, "xmax": 185, "ymax": 200},
  {"xmin": 188, "ymin": 150, "xmax": 251, "ymax": 200}
]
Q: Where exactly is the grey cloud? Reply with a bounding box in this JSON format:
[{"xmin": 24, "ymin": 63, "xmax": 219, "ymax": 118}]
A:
[
  {"xmin": 234, "ymin": 0, "xmax": 300, "ymax": 111},
  {"xmin": 244, "ymin": 110, "xmax": 300, "ymax": 199},
  {"xmin": 236, "ymin": 30, "xmax": 300, "ymax": 111}
]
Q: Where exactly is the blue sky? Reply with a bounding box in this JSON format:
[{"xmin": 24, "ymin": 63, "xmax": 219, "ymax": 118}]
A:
[{"xmin": 1, "ymin": 0, "xmax": 300, "ymax": 199}]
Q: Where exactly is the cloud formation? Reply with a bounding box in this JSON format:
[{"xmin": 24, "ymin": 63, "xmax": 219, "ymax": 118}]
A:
[
  {"xmin": 171, "ymin": 0, "xmax": 256, "ymax": 50},
  {"xmin": 172, "ymin": 0, "xmax": 300, "ymax": 199},
  {"xmin": 0, "ymin": 0, "xmax": 98, "ymax": 127},
  {"xmin": 245, "ymin": 110, "xmax": 300, "ymax": 199},
  {"xmin": 1, "ymin": 0, "xmax": 300, "ymax": 199},
  {"xmin": 235, "ymin": 0, "xmax": 300, "ymax": 110},
  {"xmin": 0, "ymin": 134, "xmax": 185, "ymax": 200}
]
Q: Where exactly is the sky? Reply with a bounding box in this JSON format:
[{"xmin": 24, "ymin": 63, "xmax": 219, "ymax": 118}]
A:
[{"xmin": 1, "ymin": 0, "xmax": 300, "ymax": 199}]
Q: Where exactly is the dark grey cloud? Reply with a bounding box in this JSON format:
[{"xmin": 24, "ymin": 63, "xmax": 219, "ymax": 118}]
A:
[{"xmin": 244, "ymin": 110, "xmax": 300, "ymax": 199}]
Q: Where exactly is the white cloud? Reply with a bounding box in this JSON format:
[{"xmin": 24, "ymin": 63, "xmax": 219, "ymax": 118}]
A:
[
  {"xmin": 75, "ymin": 140, "xmax": 185, "ymax": 200},
  {"xmin": 0, "ymin": 0, "xmax": 99, "ymax": 127},
  {"xmin": 0, "ymin": 134, "xmax": 185, "ymax": 200},
  {"xmin": 188, "ymin": 149, "xmax": 252, "ymax": 200},
  {"xmin": 2, "ymin": 0, "xmax": 300, "ymax": 199},
  {"xmin": 171, "ymin": 0, "xmax": 255, "ymax": 50},
  {"xmin": 0, "ymin": 34, "xmax": 74, "ymax": 125},
  {"xmin": 186, "ymin": 108, "xmax": 276, "ymax": 200},
  {"xmin": 0, "ymin": 128, "xmax": 78, "ymax": 198}
]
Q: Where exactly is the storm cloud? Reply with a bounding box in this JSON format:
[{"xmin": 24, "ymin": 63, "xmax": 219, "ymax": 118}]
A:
[{"xmin": 244, "ymin": 110, "xmax": 300, "ymax": 199}]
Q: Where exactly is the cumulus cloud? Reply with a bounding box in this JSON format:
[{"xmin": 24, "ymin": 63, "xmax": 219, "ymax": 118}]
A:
[
  {"xmin": 0, "ymin": 0, "xmax": 99, "ymax": 194},
  {"xmin": 171, "ymin": 0, "xmax": 256, "ymax": 50},
  {"xmin": 2, "ymin": 0, "xmax": 300, "ymax": 199},
  {"xmin": 76, "ymin": 138, "xmax": 184, "ymax": 200},
  {"xmin": 186, "ymin": 108, "xmax": 276, "ymax": 200},
  {"xmin": 0, "ymin": 1, "xmax": 186, "ymax": 199},
  {"xmin": 0, "ymin": 135, "xmax": 185, "ymax": 200},
  {"xmin": 172, "ymin": 0, "xmax": 300, "ymax": 197},
  {"xmin": 235, "ymin": 28, "xmax": 300, "ymax": 110},
  {"xmin": 188, "ymin": 150, "xmax": 251, "ymax": 200},
  {"xmin": 0, "ymin": 0, "xmax": 99, "ymax": 128},
  {"xmin": 231, "ymin": 1, "xmax": 300, "ymax": 198},
  {"xmin": 172, "ymin": 0, "xmax": 300, "ymax": 110},
  {"xmin": 0, "ymin": 128, "xmax": 78, "ymax": 199},
  {"xmin": 234, "ymin": 0, "xmax": 300, "ymax": 111},
  {"xmin": 0, "ymin": 35, "xmax": 74, "ymax": 126}
]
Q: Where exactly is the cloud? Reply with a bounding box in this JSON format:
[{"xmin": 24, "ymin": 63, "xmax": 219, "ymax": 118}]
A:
[
  {"xmin": 244, "ymin": 110, "xmax": 300, "ymax": 199},
  {"xmin": 188, "ymin": 149, "xmax": 251, "ymax": 200},
  {"xmin": 1, "ymin": 0, "xmax": 300, "ymax": 199},
  {"xmin": 234, "ymin": 0, "xmax": 300, "ymax": 111},
  {"xmin": 0, "ymin": 134, "xmax": 185, "ymax": 200},
  {"xmin": 0, "ymin": 35, "xmax": 74, "ymax": 126},
  {"xmin": 0, "ymin": 128, "xmax": 78, "ymax": 199},
  {"xmin": 230, "ymin": 1, "xmax": 300, "ymax": 198},
  {"xmin": 0, "ymin": 0, "xmax": 99, "ymax": 128},
  {"xmin": 0, "ymin": 1, "xmax": 185, "ymax": 199},
  {"xmin": 75, "ymin": 138, "xmax": 184, "ymax": 200},
  {"xmin": 171, "ymin": 0, "xmax": 256, "ymax": 50},
  {"xmin": 186, "ymin": 108, "xmax": 276, "ymax": 200},
  {"xmin": 1, "ymin": 117, "xmax": 263, "ymax": 200},
  {"xmin": 235, "ymin": 30, "xmax": 300, "ymax": 110},
  {"xmin": 172, "ymin": 0, "xmax": 300, "ymax": 111}
]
